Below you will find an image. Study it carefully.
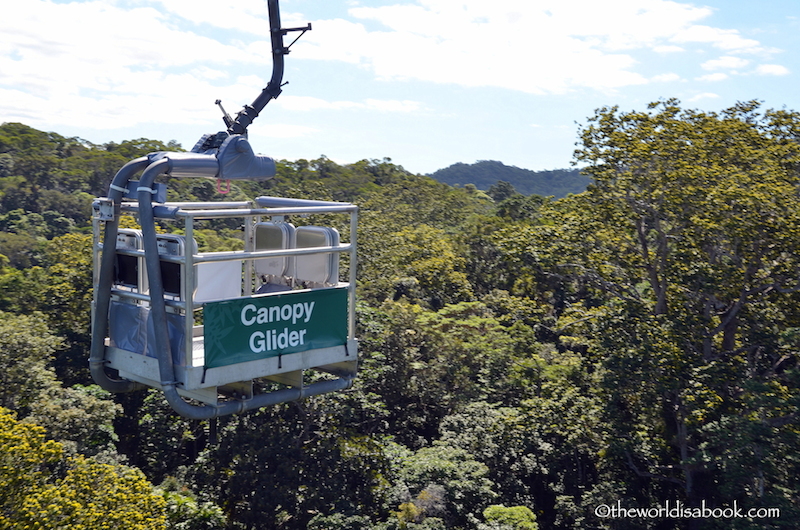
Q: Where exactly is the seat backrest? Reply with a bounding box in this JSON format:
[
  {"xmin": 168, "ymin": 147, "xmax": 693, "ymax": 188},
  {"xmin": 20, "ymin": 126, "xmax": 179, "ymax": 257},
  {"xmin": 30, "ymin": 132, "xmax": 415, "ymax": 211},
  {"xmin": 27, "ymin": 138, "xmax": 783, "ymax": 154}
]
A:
[
  {"xmin": 156, "ymin": 234, "xmax": 198, "ymax": 298},
  {"xmin": 295, "ymin": 226, "xmax": 339, "ymax": 286},
  {"xmin": 254, "ymin": 222, "xmax": 296, "ymax": 278},
  {"xmin": 115, "ymin": 229, "xmax": 147, "ymax": 292}
]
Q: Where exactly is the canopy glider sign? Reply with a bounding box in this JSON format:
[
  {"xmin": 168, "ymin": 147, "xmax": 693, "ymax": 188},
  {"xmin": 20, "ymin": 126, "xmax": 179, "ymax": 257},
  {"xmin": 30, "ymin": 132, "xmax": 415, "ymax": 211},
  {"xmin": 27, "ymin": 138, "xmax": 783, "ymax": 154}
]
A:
[{"xmin": 89, "ymin": 0, "xmax": 358, "ymax": 419}]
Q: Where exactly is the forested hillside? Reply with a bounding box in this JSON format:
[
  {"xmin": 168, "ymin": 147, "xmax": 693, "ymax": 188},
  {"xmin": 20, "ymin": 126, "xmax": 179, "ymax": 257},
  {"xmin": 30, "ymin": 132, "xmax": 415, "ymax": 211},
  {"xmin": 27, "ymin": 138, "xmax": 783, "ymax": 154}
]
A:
[
  {"xmin": 428, "ymin": 161, "xmax": 589, "ymax": 198},
  {"xmin": 1, "ymin": 99, "xmax": 800, "ymax": 529}
]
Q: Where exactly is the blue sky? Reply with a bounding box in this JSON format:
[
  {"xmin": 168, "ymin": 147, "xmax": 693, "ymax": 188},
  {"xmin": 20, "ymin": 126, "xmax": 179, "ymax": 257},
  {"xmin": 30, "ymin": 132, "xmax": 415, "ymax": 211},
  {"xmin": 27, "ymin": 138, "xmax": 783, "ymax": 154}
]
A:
[{"xmin": 1, "ymin": 0, "xmax": 798, "ymax": 174}]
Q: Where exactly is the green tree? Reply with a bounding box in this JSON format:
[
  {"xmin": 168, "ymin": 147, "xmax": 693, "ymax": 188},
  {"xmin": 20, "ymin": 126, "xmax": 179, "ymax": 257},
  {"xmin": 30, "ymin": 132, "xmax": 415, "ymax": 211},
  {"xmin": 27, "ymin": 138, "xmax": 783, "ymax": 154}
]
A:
[
  {"xmin": 0, "ymin": 403, "xmax": 162, "ymax": 530},
  {"xmin": 0, "ymin": 231, "xmax": 42, "ymax": 269},
  {"xmin": 18, "ymin": 455, "xmax": 166, "ymax": 529},
  {"xmin": 481, "ymin": 505, "xmax": 538, "ymax": 530},
  {"xmin": 361, "ymin": 224, "xmax": 474, "ymax": 309},
  {"xmin": 25, "ymin": 384, "xmax": 122, "ymax": 457},
  {"xmin": 308, "ymin": 512, "xmax": 374, "ymax": 530},
  {"xmin": 40, "ymin": 233, "xmax": 98, "ymax": 383},
  {"xmin": 555, "ymin": 100, "xmax": 800, "ymax": 520},
  {"xmin": 103, "ymin": 137, "xmax": 181, "ymax": 159},
  {"xmin": 132, "ymin": 390, "xmax": 209, "ymax": 484},
  {"xmin": 0, "ymin": 311, "xmax": 63, "ymax": 413},
  {"xmin": 494, "ymin": 194, "xmax": 546, "ymax": 222},
  {"xmin": 487, "ymin": 181, "xmax": 519, "ymax": 202},
  {"xmin": 189, "ymin": 398, "xmax": 393, "ymax": 530},
  {"xmin": 0, "ymin": 408, "xmax": 62, "ymax": 528},
  {"xmin": 158, "ymin": 476, "xmax": 227, "ymax": 530},
  {"xmin": 356, "ymin": 299, "xmax": 529, "ymax": 447},
  {"xmin": 0, "ymin": 311, "xmax": 121, "ymax": 457},
  {"xmin": 390, "ymin": 443, "xmax": 497, "ymax": 528}
]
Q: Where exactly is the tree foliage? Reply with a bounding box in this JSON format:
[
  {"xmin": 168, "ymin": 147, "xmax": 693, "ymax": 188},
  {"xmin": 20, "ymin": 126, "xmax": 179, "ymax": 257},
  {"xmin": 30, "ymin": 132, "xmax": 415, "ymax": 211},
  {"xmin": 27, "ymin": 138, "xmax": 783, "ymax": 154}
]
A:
[
  {"xmin": 0, "ymin": 408, "xmax": 62, "ymax": 528},
  {"xmin": 2, "ymin": 102, "xmax": 800, "ymax": 529},
  {"xmin": 18, "ymin": 455, "xmax": 167, "ymax": 529},
  {"xmin": 0, "ymin": 408, "xmax": 165, "ymax": 529},
  {"xmin": 429, "ymin": 161, "xmax": 588, "ymax": 198}
]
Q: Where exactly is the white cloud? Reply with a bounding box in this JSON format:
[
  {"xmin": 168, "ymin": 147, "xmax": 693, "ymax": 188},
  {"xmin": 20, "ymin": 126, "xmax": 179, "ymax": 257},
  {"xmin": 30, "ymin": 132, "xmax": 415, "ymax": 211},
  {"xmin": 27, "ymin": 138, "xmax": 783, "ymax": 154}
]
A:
[
  {"xmin": 0, "ymin": 0, "xmax": 290, "ymax": 131},
  {"xmin": 191, "ymin": 66, "xmax": 230, "ymax": 80},
  {"xmin": 701, "ymin": 56, "xmax": 750, "ymax": 71},
  {"xmin": 277, "ymin": 96, "xmax": 359, "ymax": 111},
  {"xmin": 653, "ymin": 45, "xmax": 685, "ymax": 53},
  {"xmin": 672, "ymin": 25, "xmax": 762, "ymax": 52},
  {"xmin": 0, "ymin": 0, "xmax": 787, "ymax": 137},
  {"xmin": 756, "ymin": 64, "xmax": 790, "ymax": 76},
  {"xmin": 292, "ymin": 0, "xmax": 770, "ymax": 95},
  {"xmin": 364, "ymin": 99, "xmax": 422, "ymax": 112},
  {"xmin": 276, "ymin": 95, "xmax": 422, "ymax": 113},
  {"xmin": 250, "ymin": 122, "xmax": 319, "ymax": 138},
  {"xmin": 689, "ymin": 92, "xmax": 720, "ymax": 102},
  {"xmin": 147, "ymin": 0, "xmax": 272, "ymax": 34},
  {"xmin": 696, "ymin": 73, "xmax": 728, "ymax": 82},
  {"xmin": 651, "ymin": 73, "xmax": 682, "ymax": 83}
]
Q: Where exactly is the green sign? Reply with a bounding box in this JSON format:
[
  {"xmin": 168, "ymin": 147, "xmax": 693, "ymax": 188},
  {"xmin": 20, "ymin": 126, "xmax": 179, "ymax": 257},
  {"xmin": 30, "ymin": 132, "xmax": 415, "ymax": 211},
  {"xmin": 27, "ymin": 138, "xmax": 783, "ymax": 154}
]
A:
[{"xmin": 203, "ymin": 287, "xmax": 348, "ymax": 369}]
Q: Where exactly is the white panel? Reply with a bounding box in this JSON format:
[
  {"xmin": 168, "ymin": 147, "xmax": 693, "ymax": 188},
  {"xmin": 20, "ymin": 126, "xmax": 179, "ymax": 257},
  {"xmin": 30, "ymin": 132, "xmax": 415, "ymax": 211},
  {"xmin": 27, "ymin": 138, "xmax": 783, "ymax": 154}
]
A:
[
  {"xmin": 195, "ymin": 261, "xmax": 242, "ymax": 302},
  {"xmin": 254, "ymin": 222, "xmax": 295, "ymax": 276}
]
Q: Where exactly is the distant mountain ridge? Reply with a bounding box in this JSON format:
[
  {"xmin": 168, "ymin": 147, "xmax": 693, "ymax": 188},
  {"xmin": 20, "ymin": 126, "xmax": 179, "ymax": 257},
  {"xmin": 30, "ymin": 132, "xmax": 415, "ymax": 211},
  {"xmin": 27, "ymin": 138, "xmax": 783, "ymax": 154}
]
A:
[{"xmin": 429, "ymin": 160, "xmax": 589, "ymax": 198}]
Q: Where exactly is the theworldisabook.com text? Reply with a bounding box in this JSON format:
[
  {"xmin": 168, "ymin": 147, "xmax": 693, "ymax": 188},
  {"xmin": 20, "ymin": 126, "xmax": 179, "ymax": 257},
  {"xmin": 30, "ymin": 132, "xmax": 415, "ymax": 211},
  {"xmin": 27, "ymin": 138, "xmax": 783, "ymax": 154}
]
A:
[{"xmin": 595, "ymin": 500, "xmax": 780, "ymax": 520}]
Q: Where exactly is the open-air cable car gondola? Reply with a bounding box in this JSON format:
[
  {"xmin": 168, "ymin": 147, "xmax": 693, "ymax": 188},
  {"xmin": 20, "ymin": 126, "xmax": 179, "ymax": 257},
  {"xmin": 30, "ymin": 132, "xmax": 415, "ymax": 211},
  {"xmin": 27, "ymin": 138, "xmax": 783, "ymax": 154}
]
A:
[{"xmin": 89, "ymin": 0, "xmax": 357, "ymax": 419}]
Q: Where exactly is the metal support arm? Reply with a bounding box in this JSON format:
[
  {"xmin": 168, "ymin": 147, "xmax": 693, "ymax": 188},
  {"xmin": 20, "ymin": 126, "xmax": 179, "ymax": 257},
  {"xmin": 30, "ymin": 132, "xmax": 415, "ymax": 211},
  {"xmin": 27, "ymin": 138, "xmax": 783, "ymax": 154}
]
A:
[{"xmin": 227, "ymin": 0, "xmax": 310, "ymax": 135}]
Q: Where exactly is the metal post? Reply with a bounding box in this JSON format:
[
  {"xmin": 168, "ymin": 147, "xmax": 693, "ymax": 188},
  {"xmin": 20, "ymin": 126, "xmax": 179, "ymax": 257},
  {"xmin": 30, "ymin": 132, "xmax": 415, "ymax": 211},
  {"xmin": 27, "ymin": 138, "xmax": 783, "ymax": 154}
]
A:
[
  {"xmin": 349, "ymin": 208, "xmax": 358, "ymax": 341},
  {"xmin": 244, "ymin": 209, "xmax": 255, "ymax": 295},
  {"xmin": 184, "ymin": 214, "xmax": 196, "ymax": 367}
]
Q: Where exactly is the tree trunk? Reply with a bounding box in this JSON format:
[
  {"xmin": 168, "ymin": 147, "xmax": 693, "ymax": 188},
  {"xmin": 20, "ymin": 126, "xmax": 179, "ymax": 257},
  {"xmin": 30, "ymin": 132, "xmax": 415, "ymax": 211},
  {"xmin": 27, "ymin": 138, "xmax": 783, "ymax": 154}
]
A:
[{"xmin": 636, "ymin": 216, "xmax": 668, "ymax": 315}]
